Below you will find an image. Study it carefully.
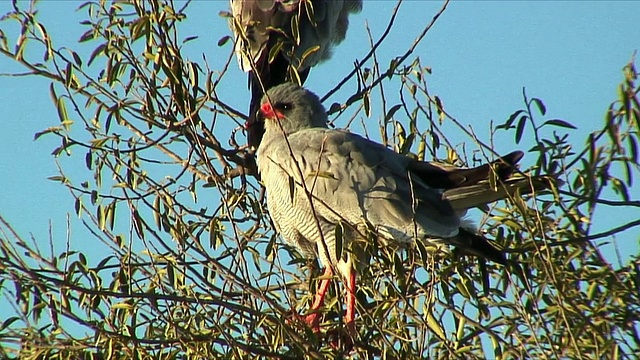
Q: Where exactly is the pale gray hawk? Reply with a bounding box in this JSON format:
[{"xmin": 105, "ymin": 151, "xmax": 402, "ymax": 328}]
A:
[{"xmin": 257, "ymin": 83, "xmax": 547, "ymax": 336}]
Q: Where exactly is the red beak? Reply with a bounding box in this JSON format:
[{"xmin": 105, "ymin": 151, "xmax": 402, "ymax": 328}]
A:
[{"xmin": 260, "ymin": 102, "xmax": 283, "ymax": 120}]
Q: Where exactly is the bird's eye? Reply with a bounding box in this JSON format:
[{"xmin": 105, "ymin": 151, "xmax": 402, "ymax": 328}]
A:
[{"xmin": 275, "ymin": 102, "xmax": 293, "ymax": 111}]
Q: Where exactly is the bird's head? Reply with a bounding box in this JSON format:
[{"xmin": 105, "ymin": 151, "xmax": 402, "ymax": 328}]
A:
[{"xmin": 258, "ymin": 83, "xmax": 328, "ymax": 135}]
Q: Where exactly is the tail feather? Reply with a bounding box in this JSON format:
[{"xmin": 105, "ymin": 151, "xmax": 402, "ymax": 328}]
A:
[
  {"xmin": 409, "ymin": 151, "xmax": 524, "ymax": 189},
  {"xmin": 443, "ymin": 175, "xmax": 555, "ymax": 211},
  {"xmin": 449, "ymin": 228, "xmax": 506, "ymax": 265}
]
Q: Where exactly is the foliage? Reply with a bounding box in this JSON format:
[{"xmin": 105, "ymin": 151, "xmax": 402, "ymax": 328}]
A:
[{"xmin": 1, "ymin": 0, "xmax": 639, "ymax": 358}]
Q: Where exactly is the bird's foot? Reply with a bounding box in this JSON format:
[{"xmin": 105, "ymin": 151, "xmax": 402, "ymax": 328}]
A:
[
  {"xmin": 325, "ymin": 322, "xmax": 355, "ymax": 351},
  {"xmin": 287, "ymin": 311, "xmax": 358, "ymax": 351},
  {"xmin": 303, "ymin": 312, "xmax": 322, "ymax": 333},
  {"xmin": 284, "ymin": 310, "xmax": 322, "ymax": 333}
]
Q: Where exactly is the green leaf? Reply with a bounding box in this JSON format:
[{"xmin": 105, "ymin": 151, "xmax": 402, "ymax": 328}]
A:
[
  {"xmin": 153, "ymin": 195, "xmax": 162, "ymax": 230},
  {"xmin": 47, "ymin": 175, "xmax": 66, "ymax": 183},
  {"xmin": 384, "ymin": 104, "xmax": 402, "ymax": 123},
  {"xmin": 363, "ymin": 92, "xmax": 371, "ymax": 117},
  {"xmin": 56, "ymin": 97, "xmax": 70, "ymax": 125},
  {"xmin": 628, "ymin": 135, "xmax": 638, "ymax": 163},
  {"xmin": 107, "ymin": 201, "xmax": 117, "ymax": 231},
  {"xmin": 300, "ymin": 45, "xmax": 320, "ymax": 66},
  {"xmin": 188, "ymin": 61, "xmax": 198, "ymax": 88},
  {"xmin": 65, "ymin": 61, "xmax": 73, "ymax": 88},
  {"xmin": 85, "ymin": 151, "xmax": 92, "ymax": 169},
  {"xmin": 306, "ymin": 171, "xmax": 337, "ymax": 180},
  {"xmin": 415, "ymin": 240, "xmax": 430, "ymax": 266},
  {"xmin": 399, "ymin": 133, "xmax": 415, "ymax": 155},
  {"xmin": 0, "ymin": 317, "xmax": 20, "ymax": 331},
  {"xmin": 289, "ymin": 64, "xmax": 302, "ymax": 85},
  {"xmin": 425, "ymin": 310, "xmax": 446, "ymax": 340},
  {"xmin": 455, "ymin": 280, "xmax": 471, "ymax": 299},
  {"xmin": 435, "ymin": 96, "xmax": 445, "ymax": 124},
  {"xmin": 217, "ymin": 35, "xmax": 230, "ymax": 47},
  {"xmin": 531, "ymin": 97, "xmax": 546, "ymax": 115},
  {"xmin": 71, "ymin": 50, "xmax": 82, "ymax": 67},
  {"xmin": 455, "ymin": 316, "xmax": 466, "ymax": 345},
  {"xmin": 515, "ymin": 115, "xmax": 528, "ymax": 144},
  {"xmin": 183, "ymin": 36, "xmax": 198, "ymax": 44},
  {"xmin": 112, "ymin": 302, "xmax": 133, "ymax": 310},
  {"xmin": 328, "ymin": 102, "xmax": 341, "ymax": 114},
  {"xmin": 288, "ymin": 175, "xmax": 295, "ymax": 203},
  {"xmin": 497, "ymin": 109, "xmax": 524, "ymax": 130},
  {"xmin": 97, "ymin": 205, "xmax": 105, "ymax": 231},
  {"xmin": 303, "ymin": 0, "xmax": 317, "ymax": 27},
  {"xmin": 87, "ymin": 43, "xmax": 106, "ymax": 66},
  {"xmin": 75, "ymin": 197, "xmax": 82, "ymax": 217},
  {"xmin": 132, "ymin": 209, "xmax": 144, "ymax": 239},
  {"xmin": 33, "ymin": 127, "xmax": 61, "ymax": 141},
  {"xmin": 392, "ymin": 253, "xmax": 404, "ymax": 279},
  {"xmin": 34, "ymin": 21, "xmax": 52, "ymax": 61},
  {"xmin": 542, "ymin": 119, "xmax": 577, "ymax": 129},
  {"xmin": 209, "ymin": 219, "xmax": 218, "ymax": 249},
  {"xmin": 291, "ymin": 14, "xmax": 300, "ymax": 46},
  {"xmin": 334, "ymin": 222, "xmax": 343, "ymax": 262},
  {"xmin": 265, "ymin": 233, "xmax": 277, "ymax": 261},
  {"xmin": 79, "ymin": 28, "xmax": 96, "ymax": 43}
]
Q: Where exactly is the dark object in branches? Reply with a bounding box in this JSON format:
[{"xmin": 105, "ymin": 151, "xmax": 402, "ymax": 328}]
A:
[{"xmin": 229, "ymin": 0, "xmax": 363, "ymax": 150}]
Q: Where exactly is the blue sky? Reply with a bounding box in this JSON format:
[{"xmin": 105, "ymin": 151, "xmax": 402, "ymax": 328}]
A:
[{"xmin": 1, "ymin": 0, "xmax": 638, "ymax": 284}]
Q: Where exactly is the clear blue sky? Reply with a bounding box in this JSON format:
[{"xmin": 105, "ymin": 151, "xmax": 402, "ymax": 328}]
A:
[{"xmin": 1, "ymin": 1, "xmax": 638, "ymax": 279}]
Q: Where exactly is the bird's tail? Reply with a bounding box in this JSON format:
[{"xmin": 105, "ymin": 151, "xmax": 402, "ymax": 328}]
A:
[
  {"xmin": 449, "ymin": 227, "xmax": 506, "ymax": 264},
  {"xmin": 409, "ymin": 151, "xmax": 524, "ymax": 189},
  {"xmin": 443, "ymin": 175, "xmax": 555, "ymax": 211}
]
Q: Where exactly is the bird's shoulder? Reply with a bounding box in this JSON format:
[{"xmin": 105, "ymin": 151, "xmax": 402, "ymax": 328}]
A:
[{"xmin": 287, "ymin": 128, "xmax": 404, "ymax": 166}]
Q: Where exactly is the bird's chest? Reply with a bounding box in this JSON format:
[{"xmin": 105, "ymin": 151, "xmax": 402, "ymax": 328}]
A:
[
  {"xmin": 258, "ymin": 150, "xmax": 320, "ymax": 257},
  {"xmin": 262, "ymin": 163, "xmax": 313, "ymax": 228}
]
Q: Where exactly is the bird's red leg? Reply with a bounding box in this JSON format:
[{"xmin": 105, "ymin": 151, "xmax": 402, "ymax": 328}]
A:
[
  {"xmin": 344, "ymin": 267, "xmax": 357, "ymax": 335},
  {"xmin": 325, "ymin": 266, "xmax": 356, "ymax": 350},
  {"xmin": 304, "ymin": 267, "xmax": 333, "ymax": 332}
]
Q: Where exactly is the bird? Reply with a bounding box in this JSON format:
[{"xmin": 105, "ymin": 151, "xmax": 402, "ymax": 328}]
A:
[
  {"xmin": 256, "ymin": 83, "xmax": 550, "ymax": 337},
  {"xmin": 229, "ymin": 0, "xmax": 363, "ymax": 151}
]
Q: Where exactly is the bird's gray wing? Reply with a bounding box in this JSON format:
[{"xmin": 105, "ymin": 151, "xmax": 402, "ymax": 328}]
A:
[{"xmin": 267, "ymin": 128, "xmax": 461, "ymax": 240}]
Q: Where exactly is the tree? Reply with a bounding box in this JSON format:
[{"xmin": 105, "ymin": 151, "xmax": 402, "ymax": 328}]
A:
[{"xmin": 1, "ymin": 1, "xmax": 638, "ymax": 358}]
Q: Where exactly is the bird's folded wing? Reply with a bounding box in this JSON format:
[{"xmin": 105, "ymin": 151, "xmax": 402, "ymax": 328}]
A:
[{"xmin": 279, "ymin": 128, "xmax": 460, "ymax": 239}]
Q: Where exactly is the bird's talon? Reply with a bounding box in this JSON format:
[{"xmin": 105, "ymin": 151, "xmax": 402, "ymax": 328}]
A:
[
  {"xmin": 325, "ymin": 327, "xmax": 354, "ymax": 351},
  {"xmin": 303, "ymin": 312, "xmax": 322, "ymax": 333},
  {"xmin": 284, "ymin": 310, "xmax": 322, "ymax": 333}
]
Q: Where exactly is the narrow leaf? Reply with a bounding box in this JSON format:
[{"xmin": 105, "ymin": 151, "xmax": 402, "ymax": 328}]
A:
[
  {"xmin": 384, "ymin": 104, "xmax": 402, "ymax": 123},
  {"xmin": 75, "ymin": 197, "xmax": 82, "ymax": 217},
  {"xmin": 217, "ymin": 35, "xmax": 230, "ymax": 47},
  {"xmin": 515, "ymin": 115, "xmax": 528, "ymax": 144},
  {"xmin": 426, "ymin": 310, "xmax": 446, "ymax": 340},
  {"xmin": 85, "ymin": 151, "xmax": 92, "ymax": 169},
  {"xmin": 542, "ymin": 119, "xmax": 577, "ymax": 129},
  {"xmin": 532, "ymin": 97, "xmax": 546, "ymax": 115},
  {"xmin": 363, "ymin": 92, "xmax": 371, "ymax": 117},
  {"xmin": 300, "ymin": 45, "xmax": 320, "ymax": 66},
  {"xmin": 334, "ymin": 222, "xmax": 343, "ymax": 262},
  {"xmin": 499, "ymin": 109, "xmax": 524, "ymax": 130},
  {"xmin": 288, "ymin": 176, "xmax": 295, "ymax": 204}
]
